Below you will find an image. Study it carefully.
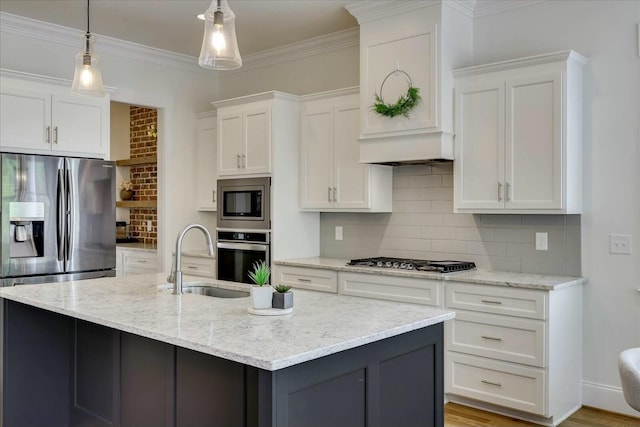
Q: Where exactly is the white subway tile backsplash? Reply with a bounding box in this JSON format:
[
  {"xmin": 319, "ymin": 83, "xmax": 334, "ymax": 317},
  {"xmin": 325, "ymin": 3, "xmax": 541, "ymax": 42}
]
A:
[
  {"xmin": 431, "ymin": 240, "xmax": 468, "ymax": 254},
  {"xmin": 319, "ymin": 165, "xmax": 581, "ymax": 275},
  {"xmin": 467, "ymin": 241, "xmax": 507, "ymax": 257},
  {"xmin": 456, "ymin": 227, "xmax": 495, "ymax": 242},
  {"xmin": 393, "ymin": 200, "xmax": 432, "ymax": 213},
  {"xmin": 422, "ymin": 226, "xmax": 457, "ymax": 240}
]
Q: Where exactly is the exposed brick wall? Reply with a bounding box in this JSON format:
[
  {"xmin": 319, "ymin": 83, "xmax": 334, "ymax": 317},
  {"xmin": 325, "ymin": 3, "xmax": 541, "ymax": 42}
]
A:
[{"xmin": 129, "ymin": 106, "xmax": 157, "ymax": 244}]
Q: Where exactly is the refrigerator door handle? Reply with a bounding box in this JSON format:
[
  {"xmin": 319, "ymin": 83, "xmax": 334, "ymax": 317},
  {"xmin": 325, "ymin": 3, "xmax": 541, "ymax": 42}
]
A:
[
  {"xmin": 65, "ymin": 167, "xmax": 74, "ymax": 262},
  {"xmin": 56, "ymin": 169, "xmax": 65, "ymax": 261}
]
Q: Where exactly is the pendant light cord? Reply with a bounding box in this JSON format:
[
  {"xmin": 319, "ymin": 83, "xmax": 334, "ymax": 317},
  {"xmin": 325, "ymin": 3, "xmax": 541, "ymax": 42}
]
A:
[{"xmin": 87, "ymin": 0, "xmax": 90, "ymax": 34}]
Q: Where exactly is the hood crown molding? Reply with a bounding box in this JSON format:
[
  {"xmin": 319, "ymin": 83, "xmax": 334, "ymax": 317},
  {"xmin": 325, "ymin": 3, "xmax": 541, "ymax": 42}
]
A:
[
  {"xmin": 0, "ymin": 12, "xmax": 358, "ymax": 75},
  {"xmin": 346, "ymin": 0, "xmax": 545, "ymax": 21}
]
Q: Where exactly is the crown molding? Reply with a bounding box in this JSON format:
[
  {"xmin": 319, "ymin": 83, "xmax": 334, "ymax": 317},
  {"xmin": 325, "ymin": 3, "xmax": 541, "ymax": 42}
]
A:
[
  {"xmin": 239, "ymin": 27, "xmax": 358, "ymax": 73},
  {"xmin": 472, "ymin": 0, "xmax": 546, "ymax": 18},
  {"xmin": 452, "ymin": 50, "xmax": 587, "ymax": 77},
  {"xmin": 346, "ymin": 1, "xmax": 441, "ymax": 24},
  {"xmin": 0, "ymin": 68, "xmax": 117, "ymax": 92},
  {"xmin": 1, "ymin": 12, "xmax": 359, "ymax": 77},
  {"xmin": 445, "ymin": 1, "xmax": 477, "ymax": 18},
  {"xmin": 0, "ymin": 12, "xmax": 204, "ymax": 74}
]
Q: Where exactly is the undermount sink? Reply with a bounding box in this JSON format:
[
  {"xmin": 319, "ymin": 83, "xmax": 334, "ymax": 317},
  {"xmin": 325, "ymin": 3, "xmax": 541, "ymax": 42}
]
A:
[{"xmin": 159, "ymin": 282, "xmax": 250, "ymax": 298}]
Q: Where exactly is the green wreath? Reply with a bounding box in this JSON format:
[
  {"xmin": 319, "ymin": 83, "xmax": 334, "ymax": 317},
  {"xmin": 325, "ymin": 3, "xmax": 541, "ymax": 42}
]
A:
[{"xmin": 372, "ymin": 69, "xmax": 421, "ymax": 119}]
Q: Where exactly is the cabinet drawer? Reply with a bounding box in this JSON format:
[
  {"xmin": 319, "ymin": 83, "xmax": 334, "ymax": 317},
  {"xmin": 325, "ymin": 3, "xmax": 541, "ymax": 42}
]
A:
[
  {"xmin": 181, "ymin": 256, "xmax": 215, "ymax": 278},
  {"xmin": 273, "ymin": 266, "xmax": 337, "ymax": 293},
  {"xmin": 447, "ymin": 353, "xmax": 545, "ymax": 416},
  {"xmin": 123, "ymin": 252, "xmax": 157, "ymax": 275},
  {"xmin": 339, "ymin": 272, "xmax": 442, "ymax": 306},
  {"xmin": 446, "ymin": 282, "xmax": 546, "ymax": 320},
  {"xmin": 446, "ymin": 311, "xmax": 545, "ymax": 367}
]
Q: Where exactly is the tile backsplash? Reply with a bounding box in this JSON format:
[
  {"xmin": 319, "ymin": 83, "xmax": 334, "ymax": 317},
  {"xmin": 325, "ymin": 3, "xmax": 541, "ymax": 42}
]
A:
[{"xmin": 320, "ymin": 163, "xmax": 581, "ymax": 276}]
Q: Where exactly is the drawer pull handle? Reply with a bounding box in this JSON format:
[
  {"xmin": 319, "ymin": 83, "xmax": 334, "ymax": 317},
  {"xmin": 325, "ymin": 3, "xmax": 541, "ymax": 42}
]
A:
[
  {"xmin": 481, "ymin": 299, "xmax": 502, "ymax": 305},
  {"xmin": 187, "ymin": 266, "xmax": 198, "ymax": 269},
  {"xmin": 137, "ymin": 260, "xmax": 147, "ymax": 264},
  {"xmin": 481, "ymin": 335, "xmax": 503, "ymax": 342},
  {"xmin": 481, "ymin": 380, "xmax": 502, "ymax": 387},
  {"xmin": 297, "ymin": 278, "xmax": 312, "ymax": 282}
]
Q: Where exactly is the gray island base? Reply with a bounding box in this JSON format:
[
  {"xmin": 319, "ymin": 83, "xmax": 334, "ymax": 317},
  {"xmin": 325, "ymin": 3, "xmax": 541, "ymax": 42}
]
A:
[{"xmin": 1, "ymin": 275, "xmax": 452, "ymax": 427}]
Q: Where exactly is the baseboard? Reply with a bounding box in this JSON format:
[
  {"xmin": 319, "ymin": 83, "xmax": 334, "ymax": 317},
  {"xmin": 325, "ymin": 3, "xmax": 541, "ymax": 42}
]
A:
[{"xmin": 582, "ymin": 380, "xmax": 640, "ymax": 418}]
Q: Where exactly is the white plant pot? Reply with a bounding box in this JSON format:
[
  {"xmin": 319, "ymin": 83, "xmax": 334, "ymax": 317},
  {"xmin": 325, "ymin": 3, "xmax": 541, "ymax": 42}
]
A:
[{"xmin": 251, "ymin": 286, "xmax": 273, "ymax": 309}]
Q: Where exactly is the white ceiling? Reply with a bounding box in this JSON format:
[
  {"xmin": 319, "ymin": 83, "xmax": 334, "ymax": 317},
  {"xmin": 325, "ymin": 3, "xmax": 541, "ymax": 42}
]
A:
[{"xmin": 0, "ymin": 0, "xmax": 359, "ymax": 57}]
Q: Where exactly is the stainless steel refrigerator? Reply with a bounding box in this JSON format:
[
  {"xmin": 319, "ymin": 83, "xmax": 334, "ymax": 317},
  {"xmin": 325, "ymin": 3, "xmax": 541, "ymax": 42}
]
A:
[{"xmin": 0, "ymin": 153, "xmax": 116, "ymax": 286}]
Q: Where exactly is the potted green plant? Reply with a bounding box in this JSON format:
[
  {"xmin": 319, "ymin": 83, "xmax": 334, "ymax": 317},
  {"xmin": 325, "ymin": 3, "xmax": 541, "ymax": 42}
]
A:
[
  {"xmin": 248, "ymin": 261, "xmax": 272, "ymax": 309},
  {"xmin": 272, "ymin": 284, "xmax": 293, "ymax": 310}
]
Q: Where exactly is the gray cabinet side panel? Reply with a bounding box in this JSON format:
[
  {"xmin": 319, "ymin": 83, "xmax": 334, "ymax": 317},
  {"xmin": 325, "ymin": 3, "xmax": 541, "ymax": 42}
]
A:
[{"xmin": 2, "ymin": 300, "xmax": 71, "ymax": 427}]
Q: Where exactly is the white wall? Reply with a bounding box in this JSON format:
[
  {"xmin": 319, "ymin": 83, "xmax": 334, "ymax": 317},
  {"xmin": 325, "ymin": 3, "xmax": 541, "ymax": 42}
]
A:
[{"xmin": 473, "ymin": 0, "xmax": 640, "ymax": 416}]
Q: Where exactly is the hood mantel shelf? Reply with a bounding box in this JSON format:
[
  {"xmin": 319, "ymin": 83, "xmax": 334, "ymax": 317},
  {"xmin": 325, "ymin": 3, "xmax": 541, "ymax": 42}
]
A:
[{"xmin": 346, "ymin": 0, "xmax": 472, "ymax": 164}]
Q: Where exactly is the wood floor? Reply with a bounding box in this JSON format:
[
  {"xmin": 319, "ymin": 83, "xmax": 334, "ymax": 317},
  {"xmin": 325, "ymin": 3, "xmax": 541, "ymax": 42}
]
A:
[{"xmin": 444, "ymin": 403, "xmax": 640, "ymax": 427}]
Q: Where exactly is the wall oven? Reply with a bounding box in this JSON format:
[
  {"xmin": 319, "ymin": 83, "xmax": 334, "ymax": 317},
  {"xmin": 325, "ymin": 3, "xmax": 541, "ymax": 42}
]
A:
[
  {"xmin": 217, "ymin": 230, "xmax": 270, "ymax": 285},
  {"xmin": 217, "ymin": 177, "xmax": 270, "ymax": 230}
]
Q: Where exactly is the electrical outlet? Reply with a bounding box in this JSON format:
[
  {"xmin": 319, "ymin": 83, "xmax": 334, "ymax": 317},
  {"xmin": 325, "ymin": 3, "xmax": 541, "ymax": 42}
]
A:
[
  {"xmin": 535, "ymin": 232, "xmax": 548, "ymax": 251},
  {"xmin": 610, "ymin": 234, "xmax": 632, "ymax": 255},
  {"xmin": 146, "ymin": 220, "xmax": 152, "ymax": 232},
  {"xmin": 335, "ymin": 226, "xmax": 343, "ymax": 241}
]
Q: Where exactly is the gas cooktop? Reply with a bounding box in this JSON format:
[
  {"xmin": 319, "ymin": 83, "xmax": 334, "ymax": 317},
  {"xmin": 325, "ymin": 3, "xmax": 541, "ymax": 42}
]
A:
[{"xmin": 346, "ymin": 257, "xmax": 476, "ymax": 273}]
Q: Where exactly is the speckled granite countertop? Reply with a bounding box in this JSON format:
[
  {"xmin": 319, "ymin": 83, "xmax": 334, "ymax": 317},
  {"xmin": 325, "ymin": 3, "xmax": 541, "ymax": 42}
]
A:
[
  {"xmin": 0, "ymin": 273, "xmax": 453, "ymax": 371},
  {"xmin": 274, "ymin": 257, "xmax": 586, "ymax": 290}
]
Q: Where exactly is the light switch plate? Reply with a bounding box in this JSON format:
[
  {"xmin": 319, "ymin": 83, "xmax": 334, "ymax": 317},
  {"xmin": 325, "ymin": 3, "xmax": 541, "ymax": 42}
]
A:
[
  {"xmin": 335, "ymin": 226, "xmax": 343, "ymax": 241},
  {"xmin": 610, "ymin": 234, "xmax": 632, "ymax": 254},
  {"xmin": 535, "ymin": 232, "xmax": 548, "ymax": 251}
]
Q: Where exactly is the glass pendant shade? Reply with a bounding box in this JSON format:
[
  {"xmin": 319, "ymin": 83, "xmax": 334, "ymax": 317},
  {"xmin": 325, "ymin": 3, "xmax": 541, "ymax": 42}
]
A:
[
  {"xmin": 71, "ymin": 35, "xmax": 105, "ymax": 96},
  {"xmin": 199, "ymin": 0, "xmax": 242, "ymax": 70}
]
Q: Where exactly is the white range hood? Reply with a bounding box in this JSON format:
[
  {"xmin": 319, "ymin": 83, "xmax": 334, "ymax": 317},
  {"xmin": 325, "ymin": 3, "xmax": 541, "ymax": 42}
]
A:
[{"xmin": 346, "ymin": 1, "xmax": 473, "ymax": 164}]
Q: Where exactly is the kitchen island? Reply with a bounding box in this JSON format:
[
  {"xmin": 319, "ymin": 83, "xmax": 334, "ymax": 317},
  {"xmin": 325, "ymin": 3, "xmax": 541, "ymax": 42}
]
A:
[{"xmin": 0, "ymin": 273, "xmax": 453, "ymax": 427}]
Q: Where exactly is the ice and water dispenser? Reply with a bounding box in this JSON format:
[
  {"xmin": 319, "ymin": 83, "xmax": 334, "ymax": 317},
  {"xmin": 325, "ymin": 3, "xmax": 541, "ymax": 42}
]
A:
[{"xmin": 9, "ymin": 201, "xmax": 45, "ymax": 258}]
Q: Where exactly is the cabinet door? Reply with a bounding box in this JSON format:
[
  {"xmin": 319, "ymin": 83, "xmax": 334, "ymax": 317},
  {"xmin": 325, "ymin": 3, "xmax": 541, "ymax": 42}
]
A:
[
  {"xmin": 333, "ymin": 101, "xmax": 370, "ymax": 209},
  {"xmin": 505, "ymin": 73, "xmax": 562, "ymax": 210},
  {"xmin": 0, "ymin": 87, "xmax": 52, "ymax": 151},
  {"xmin": 52, "ymin": 94, "xmax": 108, "ymax": 157},
  {"xmin": 196, "ymin": 115, "xmax": 217, "ymax": 210},
  {"xmin": 243, "ymin": 106, "xmax": 271, "ymax": 175},
  {"xmin": 70, "ymin": 320, "xmax": 120, "ymax": 427},
  {"xmin": 300, "ymin": 103, "xmax": 334, "ymax": 209},
  {"xmin": 217, "ymin": 111, "xmax": 243, "ymax": 176},
  {"xmin": 121, "ymin": 333, "xmax": 174, "ymax": 427},
  {"xmin": 454, "ymin": 80, "xmax": 505, "ymax": 211}
]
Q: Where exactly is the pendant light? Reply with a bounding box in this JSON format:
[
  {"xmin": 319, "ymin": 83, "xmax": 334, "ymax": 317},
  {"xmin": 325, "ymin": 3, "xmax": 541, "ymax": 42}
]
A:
[
  {"xmin": 199, "ymin": 0, "xmax": 242, "ymax": 70},
  {"xmin": 71, "ymin": 0, "xmax": 105, "ymax": 96}
]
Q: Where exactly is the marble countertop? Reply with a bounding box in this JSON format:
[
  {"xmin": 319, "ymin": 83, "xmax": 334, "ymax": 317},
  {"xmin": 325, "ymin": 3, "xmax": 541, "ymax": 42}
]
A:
[
  {"xmin": 0, "ymin": 274, "xmax": 453, "ymax": 371},
  {"xmin": 274, "ymin": 257, "xmax": 586, "ymax": 290}
]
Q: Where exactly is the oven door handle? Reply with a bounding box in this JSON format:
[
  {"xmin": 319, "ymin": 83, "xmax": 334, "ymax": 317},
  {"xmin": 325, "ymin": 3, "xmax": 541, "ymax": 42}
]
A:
[{"xmin": 216, "ymin": 242, "xmax": 269, "ymax": 252}]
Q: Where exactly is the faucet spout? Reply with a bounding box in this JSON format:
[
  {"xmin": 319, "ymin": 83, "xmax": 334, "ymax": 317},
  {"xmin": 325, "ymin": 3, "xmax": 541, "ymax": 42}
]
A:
[{"xmin": 171, "ymin": 224, "xmax": 214, "ymax": 295}]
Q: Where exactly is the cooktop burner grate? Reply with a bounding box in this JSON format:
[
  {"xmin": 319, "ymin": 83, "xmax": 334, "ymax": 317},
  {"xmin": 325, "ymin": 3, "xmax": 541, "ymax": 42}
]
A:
[{"xmin": 346, "ymin": 257, "xmax": 476, "ymax": 273}]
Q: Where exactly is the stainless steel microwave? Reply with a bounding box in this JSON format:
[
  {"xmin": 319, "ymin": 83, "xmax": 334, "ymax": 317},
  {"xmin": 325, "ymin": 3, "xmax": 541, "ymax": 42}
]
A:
[{"xmin": 217, "ymin": 177, "xmax": 270, "ymax": 230}]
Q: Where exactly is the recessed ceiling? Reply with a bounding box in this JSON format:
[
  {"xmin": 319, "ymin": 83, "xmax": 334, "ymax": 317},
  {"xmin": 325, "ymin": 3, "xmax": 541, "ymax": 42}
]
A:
[{"xmin": 0, "ymin": 0, "xmax": 359, "ymax": 57}]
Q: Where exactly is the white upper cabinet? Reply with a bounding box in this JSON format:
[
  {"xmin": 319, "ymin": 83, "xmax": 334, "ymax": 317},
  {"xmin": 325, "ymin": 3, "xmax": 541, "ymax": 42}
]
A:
[
  {"xmin": 215, "ymin": 95, "xmax": 275, "ymax": 177},
  {"xmin": 346, "ymin": 1, "xmax": 472, "ymax": 164},
  {"xmin": 300, "ymin": 89, "xmax": 392, "ymax": 212},
  {"xmin": 0, "ymin": 70, "xmax": 109, "ymax": 159},
  {"xmin": 453, "ymin": 51, "xmax": 587, "ymax": 214},
  {"xmin": 195, "ymin": 111, "xmax": 217, "ymax": 211}
]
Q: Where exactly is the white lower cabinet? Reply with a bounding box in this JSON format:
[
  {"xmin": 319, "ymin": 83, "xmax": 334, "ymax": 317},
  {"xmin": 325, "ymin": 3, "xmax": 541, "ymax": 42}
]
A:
[
  {"xmin": 178, "ymin": 254, "xmax": 216, "ymax": 279},
  {"xmin": 116, "ymin": 247, "xmax": 158, "ymax": 277},
  {"xmin": 272, "ymin": 265, "xmax": 337, "ymax": 293},
  {"xmin": 338, "ymin": 272, "xmax": 442, "ymax": 307},
  {"xmin": 445, "ymin": 282, "xmax": 582, "ymax": 426}
]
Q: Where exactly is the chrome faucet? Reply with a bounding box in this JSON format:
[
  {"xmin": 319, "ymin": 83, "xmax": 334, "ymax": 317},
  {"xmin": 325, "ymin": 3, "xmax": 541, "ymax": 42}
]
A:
[{"xmin": 168, "ymin": 224, "xmax": 214, "ymax": 295}]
